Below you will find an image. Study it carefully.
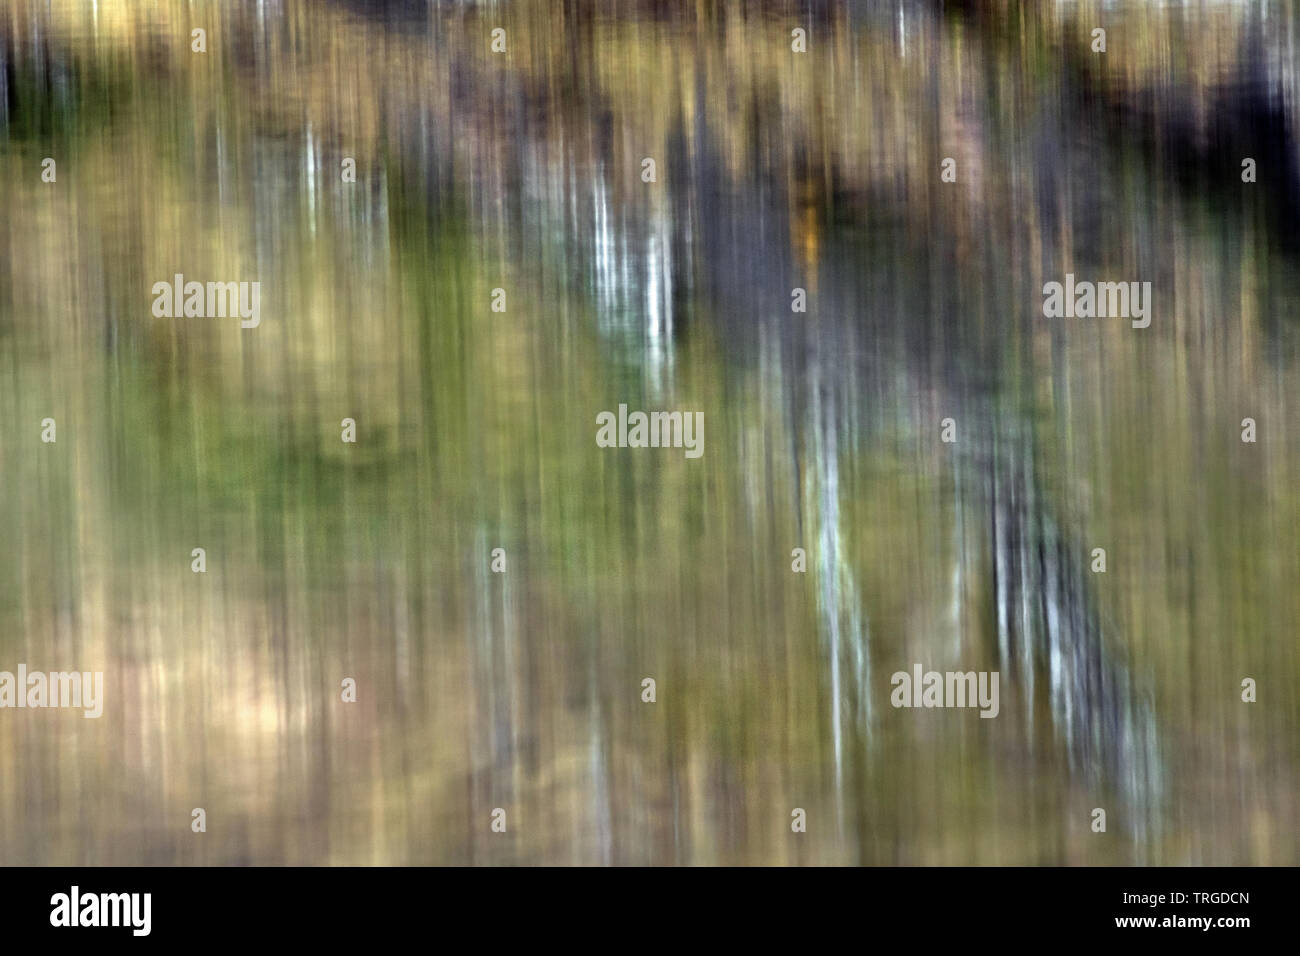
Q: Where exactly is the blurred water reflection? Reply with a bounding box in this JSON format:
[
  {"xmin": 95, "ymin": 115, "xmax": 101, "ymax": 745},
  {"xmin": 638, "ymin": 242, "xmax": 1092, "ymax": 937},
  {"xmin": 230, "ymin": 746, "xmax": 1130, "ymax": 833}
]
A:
[{"xmin": 0, "ymin": 0, "xmax": 1297, "ymax": 864}]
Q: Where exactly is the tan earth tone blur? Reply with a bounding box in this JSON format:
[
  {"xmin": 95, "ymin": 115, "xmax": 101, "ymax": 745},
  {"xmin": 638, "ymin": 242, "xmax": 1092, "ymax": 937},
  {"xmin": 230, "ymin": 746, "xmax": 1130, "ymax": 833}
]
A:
[{"xmin": 0, "ymin": 0, "xmax": 1297, "ymax": 864}]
